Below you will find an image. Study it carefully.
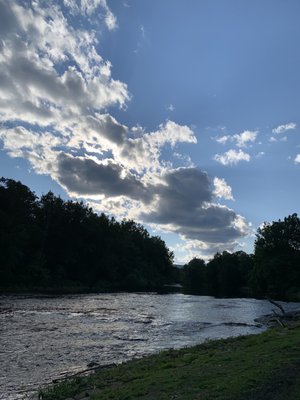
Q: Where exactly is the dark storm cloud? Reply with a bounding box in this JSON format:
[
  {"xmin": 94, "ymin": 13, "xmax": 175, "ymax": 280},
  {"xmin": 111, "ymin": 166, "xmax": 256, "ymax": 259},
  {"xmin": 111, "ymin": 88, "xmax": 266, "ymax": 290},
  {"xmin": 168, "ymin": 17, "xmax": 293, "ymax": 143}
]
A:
[
  {"xmin": 57, "ymin": 153, "xmax": 152, "ymax": 202},
  {"xmin": 169, "ymin": 205, "xmax": 242, "ymax": 243},
  {"xmin": 163, "ymin": 168, "xmax": 212, "ymax": 208},
  {"xmin": 85, "ymin": 114, "xmax": 127, "ymax": 144},
  {"xmin": 141, "ymin": 168, "xmax": 212, "ymax": 224},
  {"xmin": 141, "ymin": 168, "xmax": 246, "ymax": 244},
  {"xmin": 57, "ymin": 160, "xmax": 247, "ymax": 244}
]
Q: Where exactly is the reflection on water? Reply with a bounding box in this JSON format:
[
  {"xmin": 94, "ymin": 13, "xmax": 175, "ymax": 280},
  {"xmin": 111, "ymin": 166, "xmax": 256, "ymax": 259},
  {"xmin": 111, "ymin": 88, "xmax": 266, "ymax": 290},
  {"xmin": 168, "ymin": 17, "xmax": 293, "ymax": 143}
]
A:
[{"xmin": 0, "ymin": 293, "xmax": 299, "ymax": 399}]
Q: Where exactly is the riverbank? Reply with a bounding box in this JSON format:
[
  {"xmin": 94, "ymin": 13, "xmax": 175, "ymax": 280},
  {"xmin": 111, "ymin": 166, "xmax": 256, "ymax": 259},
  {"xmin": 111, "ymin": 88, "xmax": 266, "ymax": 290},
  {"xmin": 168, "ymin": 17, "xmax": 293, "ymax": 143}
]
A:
[{"xmin": 39, "ymin": 318, "xmax": 300, "ymax": 400}]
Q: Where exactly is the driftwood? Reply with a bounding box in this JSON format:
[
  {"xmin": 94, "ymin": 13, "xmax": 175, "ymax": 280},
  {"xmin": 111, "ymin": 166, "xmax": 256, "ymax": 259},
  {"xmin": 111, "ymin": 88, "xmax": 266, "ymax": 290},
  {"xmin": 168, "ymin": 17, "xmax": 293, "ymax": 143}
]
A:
[
  {"xmin": 255, "ymin": 305, "xmax": 300, "ymax": 328},
  {"xmin": 266, "ymin": 297, "xmax": 286, "ymax": 315},
  {"xmin": 272, "ymin": 315, "xmax": 286, "ymax": 328},
  {"xmin": 264, "ymin": 297, "xmax": 287, "ymax": 328},
  {"xmin": 265, "ymin": 298, "xmax": 300, "ymax": 328}
]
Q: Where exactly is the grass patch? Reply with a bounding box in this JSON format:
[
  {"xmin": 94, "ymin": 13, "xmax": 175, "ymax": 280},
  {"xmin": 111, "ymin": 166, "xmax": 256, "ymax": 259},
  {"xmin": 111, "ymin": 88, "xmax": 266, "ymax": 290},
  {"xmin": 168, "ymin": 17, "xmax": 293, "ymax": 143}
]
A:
[{"xmin": 39, "ymin": 324, "xmax": 300, "ymax": 400}]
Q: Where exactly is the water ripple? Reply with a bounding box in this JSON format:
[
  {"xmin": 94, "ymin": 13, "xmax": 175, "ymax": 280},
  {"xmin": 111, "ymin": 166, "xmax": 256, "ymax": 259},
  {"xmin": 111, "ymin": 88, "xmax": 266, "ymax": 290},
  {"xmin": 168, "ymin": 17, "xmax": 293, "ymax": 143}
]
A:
[{"xmin": 1, "ymin": 293, "xmax": 299, "ymax": 399}]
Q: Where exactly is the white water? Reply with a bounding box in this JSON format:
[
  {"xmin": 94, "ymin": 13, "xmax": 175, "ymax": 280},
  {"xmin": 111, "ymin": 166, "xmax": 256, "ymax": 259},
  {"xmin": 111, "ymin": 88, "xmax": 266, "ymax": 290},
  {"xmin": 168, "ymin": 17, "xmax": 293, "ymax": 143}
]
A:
[{"xmin": 1, "ymin": 293, "xmax": 299, "ymax": 399}]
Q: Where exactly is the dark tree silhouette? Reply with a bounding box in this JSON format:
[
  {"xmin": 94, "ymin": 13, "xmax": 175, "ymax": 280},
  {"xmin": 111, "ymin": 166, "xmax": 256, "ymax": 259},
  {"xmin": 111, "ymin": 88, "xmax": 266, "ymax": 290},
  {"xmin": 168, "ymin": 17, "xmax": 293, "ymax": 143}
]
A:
[
  {"xmin": 182, "ymin": 251, "xmax": 254, "ymax": 297},
  {"xmin": 206, "ymin": 251, "xmax": 254, "ymax": 297},
  {"xmin": 2, "ymin": 177, "xmax": 299, "ymax": 300},
  {"xmin": 251, "ymin": 214, "xmax": 300, "ymax": 300},
  {"xmin": 182, "ymin": 258, "xmax": 207, "ymax": 294},
  {"xmin": 0, "ymin": 177, "xmax": 174, "ymax": 293},
  {"xmin": 0, "ymin": 178, "xmax": 41, "ymax": 286}
]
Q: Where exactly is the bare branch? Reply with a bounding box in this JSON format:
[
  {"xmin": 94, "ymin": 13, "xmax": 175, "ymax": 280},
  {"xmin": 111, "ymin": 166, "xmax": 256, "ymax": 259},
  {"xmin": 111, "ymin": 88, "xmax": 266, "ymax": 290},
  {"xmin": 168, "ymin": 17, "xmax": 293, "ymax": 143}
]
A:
[{"xmin": 266, "ymin": 297, "xmax": 286, "ymax": 315}]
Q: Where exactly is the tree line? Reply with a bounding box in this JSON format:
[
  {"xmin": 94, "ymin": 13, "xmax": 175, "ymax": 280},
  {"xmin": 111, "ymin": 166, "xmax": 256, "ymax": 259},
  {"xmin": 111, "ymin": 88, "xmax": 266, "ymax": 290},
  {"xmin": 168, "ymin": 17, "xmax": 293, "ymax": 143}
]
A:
[
  {"xmin": 1, "ymin": 177, "xmax": 299, "ymax": 300},
  {"xmin": 0, "ymin": 178, "xmax": 174, "ymax": 292},
  {"xmin": 181, "ymin": 214, "xmax": 300, "ymax": 301}
]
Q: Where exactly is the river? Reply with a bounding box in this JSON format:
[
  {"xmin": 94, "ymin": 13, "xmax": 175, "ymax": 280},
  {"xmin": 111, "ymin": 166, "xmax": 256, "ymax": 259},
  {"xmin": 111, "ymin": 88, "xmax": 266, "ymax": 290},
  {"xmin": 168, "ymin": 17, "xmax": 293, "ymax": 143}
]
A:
[{"xmin": 1, "ymin": 293, "xmax": 299, "ymax": 399}]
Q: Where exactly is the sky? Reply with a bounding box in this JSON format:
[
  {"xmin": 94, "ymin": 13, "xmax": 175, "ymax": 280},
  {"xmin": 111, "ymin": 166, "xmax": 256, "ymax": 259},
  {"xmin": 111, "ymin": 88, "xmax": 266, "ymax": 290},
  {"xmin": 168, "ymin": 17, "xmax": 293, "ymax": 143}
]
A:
[{"xmin": 0, "ymin": 0, "xmax": 300, "ymax": 263}]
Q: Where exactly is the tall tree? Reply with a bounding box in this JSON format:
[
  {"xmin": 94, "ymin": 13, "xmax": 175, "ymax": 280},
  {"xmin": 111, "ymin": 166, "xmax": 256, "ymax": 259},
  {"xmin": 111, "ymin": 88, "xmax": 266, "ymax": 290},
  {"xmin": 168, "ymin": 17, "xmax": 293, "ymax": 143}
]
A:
[
  {"xmin": 182, "ymin": 258, "xmax": 207, "ymax": 294},
  {"xmin": 206, "ymin": 251, "xmax": 253, "ymax": 297},
  {"xmin": 0, "ymin": 178, "xmax": 41, "ymax": 286},
  {"xmin": 252, "ymin": 214, "xmax": 300, "ymax": 300}
]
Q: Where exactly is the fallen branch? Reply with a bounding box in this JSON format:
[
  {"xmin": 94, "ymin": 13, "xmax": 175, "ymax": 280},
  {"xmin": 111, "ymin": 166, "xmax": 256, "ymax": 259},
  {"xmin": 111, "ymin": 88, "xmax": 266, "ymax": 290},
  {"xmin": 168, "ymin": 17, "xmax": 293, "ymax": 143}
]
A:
[
  {"xmin": 273, "ymin": 316, "xmax": 286, "ymax": 328},
  {"xmin": 266, "ymin": 297, "xmax": 286, "ymax": 315}
]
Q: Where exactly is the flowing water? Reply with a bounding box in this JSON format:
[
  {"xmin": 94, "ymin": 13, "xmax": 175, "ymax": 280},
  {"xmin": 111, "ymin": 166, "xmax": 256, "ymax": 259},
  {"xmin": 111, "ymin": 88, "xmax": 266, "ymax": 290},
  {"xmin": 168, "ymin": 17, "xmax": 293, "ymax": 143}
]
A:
[{"xmin": 1, "ymin": 293, "xmax": 299, "ymax": 399}]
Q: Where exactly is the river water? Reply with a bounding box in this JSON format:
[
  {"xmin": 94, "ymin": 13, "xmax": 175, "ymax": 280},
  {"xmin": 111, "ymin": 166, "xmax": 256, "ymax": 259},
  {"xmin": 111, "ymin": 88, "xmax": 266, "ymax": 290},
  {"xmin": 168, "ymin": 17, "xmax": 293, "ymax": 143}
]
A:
[{"xmin": 1, "ymin": 293, "xmax": 299, "ymax": 399}]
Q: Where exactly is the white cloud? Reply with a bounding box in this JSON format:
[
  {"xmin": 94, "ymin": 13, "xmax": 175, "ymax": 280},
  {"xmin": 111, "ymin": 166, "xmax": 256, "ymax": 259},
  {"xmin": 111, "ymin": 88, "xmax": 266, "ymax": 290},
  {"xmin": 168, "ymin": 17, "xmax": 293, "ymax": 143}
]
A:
[
  {"xmin": 214, "ymin": 130, "xmax": 257, "ymax": 148},
  {"xmin": 272, "ymin": 122, "xmax": 297, "ymax": 134},
  {"xmin": 110, "ymin": 120, "xmax": 197, "ymax": 175},
  {"xmin": 232, "ymin": 214, "xmax": 249, "ymax": 236},
  {"xmin": 174, "ymin": 239, "xmax": 234, "ymax": 263},
  {"xmin": 213, "ymin": 177, "xmax": 234, "ymax": 200},
  {"xmin": 214, "ymin": 149, "xmax": 250, "ymax": 166},
  {"xmin": 167, "ymin": 104, "xmax": 175, "ymax": 112},
  {"xmin": 0, "ymin": 126, "xmax": 64, "ymax": 175},
  {"xmin": 145, "ymin": 120, "xmax": 196, "ymax": 148},
  {"xmin": 105, "ymin": 9, "xmax": 118, "ymax": 30},
  {"xmin": 215, "ymin": 135, "xmax": 230, "ymax": 145},
  {"xmin": 295, "ymin": 154, "xmax": 300, "ymax": 164},
  {"xmin": 0, "ymin": 1, "xmax": 128, "ymax": 131},
  {"xmin": 256, "ymin": 151, "xmax": 265, "ymax": 158},
  {"xmin": 234, "ymin": 130, "xmax": 258, "ymax": 147},
  {"xmin": 269, "ymin": 135, "xmax": 288, "ymax": 143},
  {"xmin": 63, "ymin": 0, "xmax": 117, "ymax": 29}
]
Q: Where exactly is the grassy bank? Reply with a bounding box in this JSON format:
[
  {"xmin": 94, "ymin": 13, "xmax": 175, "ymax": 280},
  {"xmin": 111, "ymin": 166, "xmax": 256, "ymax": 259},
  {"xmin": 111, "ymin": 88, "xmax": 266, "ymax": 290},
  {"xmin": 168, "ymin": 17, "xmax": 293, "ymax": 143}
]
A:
[{"xmin": 39, "ymin": 323, "xmax": 300, "ymax": 400}]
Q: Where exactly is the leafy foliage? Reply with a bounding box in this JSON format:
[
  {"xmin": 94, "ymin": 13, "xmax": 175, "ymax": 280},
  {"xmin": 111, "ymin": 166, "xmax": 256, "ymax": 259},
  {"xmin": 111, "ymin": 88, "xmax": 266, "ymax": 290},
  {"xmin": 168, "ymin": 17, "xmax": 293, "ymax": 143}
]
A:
[
  {"xmin": 0, "ymin": 177, "xmax": 174, "ymax": 292},
  {"xmin": 182, "ymin": 257, "xmax": 207, "ymax": 294},
  {"xmin": 251, "ymin": 214, "xmax": 300, "ymax": 300},
  {"xmin": 182, "ymin": 251, "xmax": 254, "ymax": 297},
  {"xmin": 182, "ymin": 215, "xmax": 300, "ymax": 300}
]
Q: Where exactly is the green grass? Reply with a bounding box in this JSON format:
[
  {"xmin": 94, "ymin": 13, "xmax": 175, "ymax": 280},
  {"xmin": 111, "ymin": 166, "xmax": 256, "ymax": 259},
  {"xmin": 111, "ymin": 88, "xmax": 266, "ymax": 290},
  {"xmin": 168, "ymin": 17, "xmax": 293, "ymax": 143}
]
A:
[{"xmin": 39, "ymin": 324, "xmax": 300, "ymax": 400}]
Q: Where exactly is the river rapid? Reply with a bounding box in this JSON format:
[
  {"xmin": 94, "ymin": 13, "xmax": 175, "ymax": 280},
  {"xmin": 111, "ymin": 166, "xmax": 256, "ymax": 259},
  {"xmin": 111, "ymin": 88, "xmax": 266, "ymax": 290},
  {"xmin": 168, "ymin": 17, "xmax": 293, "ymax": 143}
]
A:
[{"xmin": 1, "ymin": 293, "xmax": 299, "ymax": 399}]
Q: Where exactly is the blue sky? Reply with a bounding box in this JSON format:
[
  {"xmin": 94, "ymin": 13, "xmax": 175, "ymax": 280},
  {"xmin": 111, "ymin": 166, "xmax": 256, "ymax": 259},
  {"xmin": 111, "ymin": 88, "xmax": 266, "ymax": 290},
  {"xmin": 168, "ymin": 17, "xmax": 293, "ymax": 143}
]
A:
[{"xmin": 0, "ymin": 0, "xmax": 299, "ymax": 262}]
